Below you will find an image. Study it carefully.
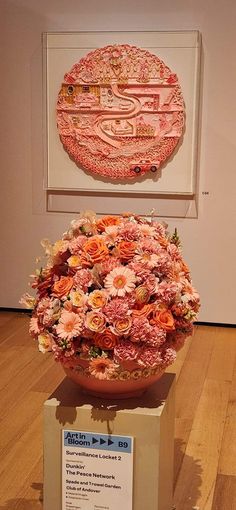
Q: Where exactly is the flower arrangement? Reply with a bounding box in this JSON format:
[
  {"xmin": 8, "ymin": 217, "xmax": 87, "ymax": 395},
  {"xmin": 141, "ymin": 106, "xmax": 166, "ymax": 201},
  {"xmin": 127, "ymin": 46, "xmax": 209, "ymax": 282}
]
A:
[{"xmin": 21, "ymin": 211, "xmax": 200, "ymax": 384}]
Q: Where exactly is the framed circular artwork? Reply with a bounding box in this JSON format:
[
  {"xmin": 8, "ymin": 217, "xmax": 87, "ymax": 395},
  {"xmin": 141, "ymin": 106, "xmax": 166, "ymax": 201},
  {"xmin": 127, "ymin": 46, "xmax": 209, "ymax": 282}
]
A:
[{"xmin": 56, "ymin": 44, "xmax": 185, "ymax": 181}]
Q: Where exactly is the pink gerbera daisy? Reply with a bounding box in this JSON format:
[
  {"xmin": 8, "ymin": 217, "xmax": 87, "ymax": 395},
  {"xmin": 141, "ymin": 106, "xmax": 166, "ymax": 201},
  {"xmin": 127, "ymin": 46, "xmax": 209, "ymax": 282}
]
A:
[
  {"xmin": 89, "ymin": 357, "xmax": 118, "ymax": 380},
  {"xmin": 56, "ymin": 311, "xmax": 83, "ymax": 340},
  {"xmin": 104, "ymin": 267, "xmax": 136, "ymax": 297}
]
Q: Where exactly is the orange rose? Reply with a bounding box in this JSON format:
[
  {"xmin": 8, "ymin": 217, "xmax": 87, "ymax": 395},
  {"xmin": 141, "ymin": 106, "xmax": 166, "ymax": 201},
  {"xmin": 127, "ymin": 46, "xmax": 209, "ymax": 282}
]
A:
[
  {"xmin": 88, "ymin": 290, "xmax": 108, "ymax": 309},
  {"xmin": 135, "ymin": 285, "xmax": 150, "ymax": 305},
  {"xmin": 113, "ymin": 317, "xmax": 132, "ymax": 335},
  {"xmin": 94, "ymin": 330, "xmax": 117, "ymax": 350},
  {"xmin": 85, "ymin": 311, "xmax": 106, "ymax": 333},
  {"xmin": 118, "ymin": 241, "xmax": 137, "ymax": 262},
  {"xmin": 132, "ymin": 304, "xmax": 154, "ymax": 319},
  {"xmin": 52, "ymin": 276, "xmax": 74, "ymax": 298},
  {"xmin": 32, "ymin": 268, "xmax": 53, "ymax": 296},
  {"xmin": 152, "ymin": 308, "xmax": 175, "ymax": 331},
  {"xmin": 80, "ymin": 253, "xmax": 93, "ymax": 268},
  {"xmin": 83, "ymin": 237, "xmax": 109, "ymax": 264},
  {"xmin": 96, "ymin": 216, "xmax": 120, "ymax": 232}
]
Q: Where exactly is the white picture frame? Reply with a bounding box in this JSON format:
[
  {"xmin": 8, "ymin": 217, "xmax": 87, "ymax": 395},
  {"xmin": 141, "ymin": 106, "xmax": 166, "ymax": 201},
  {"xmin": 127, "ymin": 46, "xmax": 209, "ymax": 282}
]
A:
[{"xmin": 43, "ymin": 31, "xmax": 201, "ymax": 195}]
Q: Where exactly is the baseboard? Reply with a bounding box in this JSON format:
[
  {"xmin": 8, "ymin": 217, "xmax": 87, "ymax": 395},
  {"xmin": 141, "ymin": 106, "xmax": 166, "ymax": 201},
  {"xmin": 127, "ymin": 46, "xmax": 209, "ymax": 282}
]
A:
[
  {"xmin": 0, "ymin": 307, "xmax": 31, "ymax": 314},
  {"xmin": 195, "ymin": 321, "xmax": 236, "ymax": 328}
]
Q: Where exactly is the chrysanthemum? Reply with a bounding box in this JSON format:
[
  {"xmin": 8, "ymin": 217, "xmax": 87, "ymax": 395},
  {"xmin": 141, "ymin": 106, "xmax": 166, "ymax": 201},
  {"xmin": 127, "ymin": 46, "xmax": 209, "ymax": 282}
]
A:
[
  {"xmin": 105, "ymin": 267, "xmax": 136, "ymax": 297},
  {"xmin": 167, "ymin": 243, "xmax": 182, "ymax": 260},
  {"xmin": 68, "ymin": 235, "xmax": 87, "ymax": 254},
  {"xmin": 29, "ymin": 317, "xmax": 41, "ymax": 336},
  {"xmin": 56, "ymin": 311, "xmax": 83, "ymax": 340},
  {"xmin": 134, "ymin": 252, "xmax": 159, "ymax": 269},
  {"xmin": 139, "ymin": 224, "xmax": 157, "ymax": 237},
  {"xmin": 140, "ymin": 238, "xmax": 161, "ymax": 254},
  {"xmin": 89, "ymin": 357, "xmax": 118, "ymax": 380},
  {"xmin": 19, "ymin": 293, "xmax": 36, "ymax": 309}
]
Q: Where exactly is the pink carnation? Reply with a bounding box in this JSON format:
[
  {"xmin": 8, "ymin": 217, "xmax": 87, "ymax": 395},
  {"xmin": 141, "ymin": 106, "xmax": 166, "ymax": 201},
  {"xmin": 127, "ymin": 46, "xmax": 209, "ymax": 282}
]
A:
[
  {"xmin": 80, "ymin": 339, "xmax": 92, "ymax": 356},
  {"xmin": 114, "ymin": 340, "xmax": 140, "ymax": 362},
  {"xmin": 118, "ymin": 222, "xmax": 141, "ymax": 241},
  {"xmin": 73, "ymin": 269, "xmax": 93, "ymax": 291},
  {"xmin": 174, "ymin": 319, "xmax": 194, "ymax": 335},
  {"xmin": 129, "ymin": 318, "xmax": 152, "ymax": 343},
  {"xmin": 129, "ymin": 318, "xmax": 166, "ymax": 346},
  {"xmin": 69, "ymin": 235, "xmax": 87, "ymax": 254},
  {"xmin": 128, "ymin": 261, "xmax": 151, "ymax": 282},
  {"xmin": 145, "ymin": 274, "xmax": 159, "ymax": 295},
  {"xmin": 103, "ymin": 297, "xmax": 130, "ymax": 322},
  {"xmin": 36, "ymin": 297, "xmax": 51, "ymax": 316},
  {"xmin": 160, "ymin": 347, "xmax": 177, "ymax": 367},
  {"xmin": 153, "ymin": 252, "xmax": 173, "ymax": 276},
  {"xmin": 41, "ymin": 309, "xmax": 55, "ymax": 327},
  {"xmin": 52, "ymin": 344, "xmax": 78, "ymax": 366},
  {"xmin": 137, "ymin": 347, "xmax": 162, "ymax": 367},
  {"xmin": 98, "ymin": 257, "xmax": 122, "ymax": 279},
  {"xmin": 145, "ymin": 326, "xmax": 166, "ymax": 347},
  {"xmin": 152, "ymin": 221, "xmax": 167, "ymax": 237},
  {"xmin": 156, "ymin": 281, "xmax": 180, "ymax": 304}
]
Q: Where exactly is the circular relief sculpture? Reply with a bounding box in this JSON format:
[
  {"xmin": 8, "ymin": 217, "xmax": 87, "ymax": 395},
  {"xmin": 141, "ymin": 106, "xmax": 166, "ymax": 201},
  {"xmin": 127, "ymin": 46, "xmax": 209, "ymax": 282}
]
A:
[{"xmin": 57, "ymin": 44, "xmax": 185, "ymax": 180}]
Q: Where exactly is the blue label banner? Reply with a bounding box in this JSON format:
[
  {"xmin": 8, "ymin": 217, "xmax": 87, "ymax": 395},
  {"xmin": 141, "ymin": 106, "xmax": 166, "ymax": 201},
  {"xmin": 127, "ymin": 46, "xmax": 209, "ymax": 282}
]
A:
[{"xmin": 63, "ymin": 430, "xmax": 132, "ymax": 453}]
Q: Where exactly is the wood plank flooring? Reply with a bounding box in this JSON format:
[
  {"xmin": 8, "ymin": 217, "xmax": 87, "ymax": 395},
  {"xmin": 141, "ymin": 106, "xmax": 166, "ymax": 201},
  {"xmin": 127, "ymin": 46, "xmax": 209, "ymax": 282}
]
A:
[{"xmin": 0, "ymin": 312, "xmax": 235, "ymax": 509}]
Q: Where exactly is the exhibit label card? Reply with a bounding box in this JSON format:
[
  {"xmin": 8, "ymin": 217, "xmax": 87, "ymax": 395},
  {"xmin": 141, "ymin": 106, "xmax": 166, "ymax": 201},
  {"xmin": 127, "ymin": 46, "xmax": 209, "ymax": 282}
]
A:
[{"xmin": 62, "ymin": 429, "xmax": 133, "ymax": 510}]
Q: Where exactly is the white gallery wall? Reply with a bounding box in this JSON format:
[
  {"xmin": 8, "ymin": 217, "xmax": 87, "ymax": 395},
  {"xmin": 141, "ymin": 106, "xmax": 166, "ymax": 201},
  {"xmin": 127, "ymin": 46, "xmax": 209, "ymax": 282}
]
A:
[{"xmin": 0, "ymin": 0, "xmax": 236, "ymax": 323}]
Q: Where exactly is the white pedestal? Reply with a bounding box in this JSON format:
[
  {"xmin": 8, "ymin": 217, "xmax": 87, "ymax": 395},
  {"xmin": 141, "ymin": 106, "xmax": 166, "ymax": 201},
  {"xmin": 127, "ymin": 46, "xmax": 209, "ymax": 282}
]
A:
[{"xmin": 44, "ymin": 373, "xmax": 175, "ymax": 510}]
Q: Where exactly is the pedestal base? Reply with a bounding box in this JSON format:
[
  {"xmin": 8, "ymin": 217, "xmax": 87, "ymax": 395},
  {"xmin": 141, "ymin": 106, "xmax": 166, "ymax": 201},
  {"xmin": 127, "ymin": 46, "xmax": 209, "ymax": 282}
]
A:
[{"xmin": 43, "ymin": 372, "xmax": 175, "ymax": 510}]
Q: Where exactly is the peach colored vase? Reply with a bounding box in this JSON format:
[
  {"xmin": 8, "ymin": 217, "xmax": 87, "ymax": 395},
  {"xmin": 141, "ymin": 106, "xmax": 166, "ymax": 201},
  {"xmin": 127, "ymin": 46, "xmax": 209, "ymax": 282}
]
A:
[{"xmin": 63, "ymin": 359, "xmax": 164, "ymax": 399}]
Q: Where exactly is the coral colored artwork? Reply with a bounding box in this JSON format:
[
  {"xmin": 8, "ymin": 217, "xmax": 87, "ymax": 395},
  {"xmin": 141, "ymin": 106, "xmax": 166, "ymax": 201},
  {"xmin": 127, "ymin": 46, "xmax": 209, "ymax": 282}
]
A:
[{"xmin": 56, "ymin": 44, "xmax": 185, "ymax": 181}]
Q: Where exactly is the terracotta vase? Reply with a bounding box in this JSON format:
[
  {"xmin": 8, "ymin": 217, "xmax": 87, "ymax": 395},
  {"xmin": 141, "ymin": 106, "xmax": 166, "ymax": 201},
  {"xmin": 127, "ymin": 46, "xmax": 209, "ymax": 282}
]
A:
[{"xmin": 62, "ymin": 359, "xmax": 164, "ymax": 399}]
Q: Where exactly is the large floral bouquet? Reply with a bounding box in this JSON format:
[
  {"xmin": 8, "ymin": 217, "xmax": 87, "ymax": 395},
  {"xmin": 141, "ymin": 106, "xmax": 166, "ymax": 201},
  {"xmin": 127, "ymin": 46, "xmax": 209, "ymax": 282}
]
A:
[{"xmin": 21, "ymin": 211, "xmax": 200, "ymax": 382}]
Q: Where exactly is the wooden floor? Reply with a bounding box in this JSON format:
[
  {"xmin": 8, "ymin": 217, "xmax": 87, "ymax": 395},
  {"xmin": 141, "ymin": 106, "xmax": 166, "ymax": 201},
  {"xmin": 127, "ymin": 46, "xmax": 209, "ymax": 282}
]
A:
[{"xmin": 0, "ymin": 312, "xmax": 236, "ymax": 510}]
